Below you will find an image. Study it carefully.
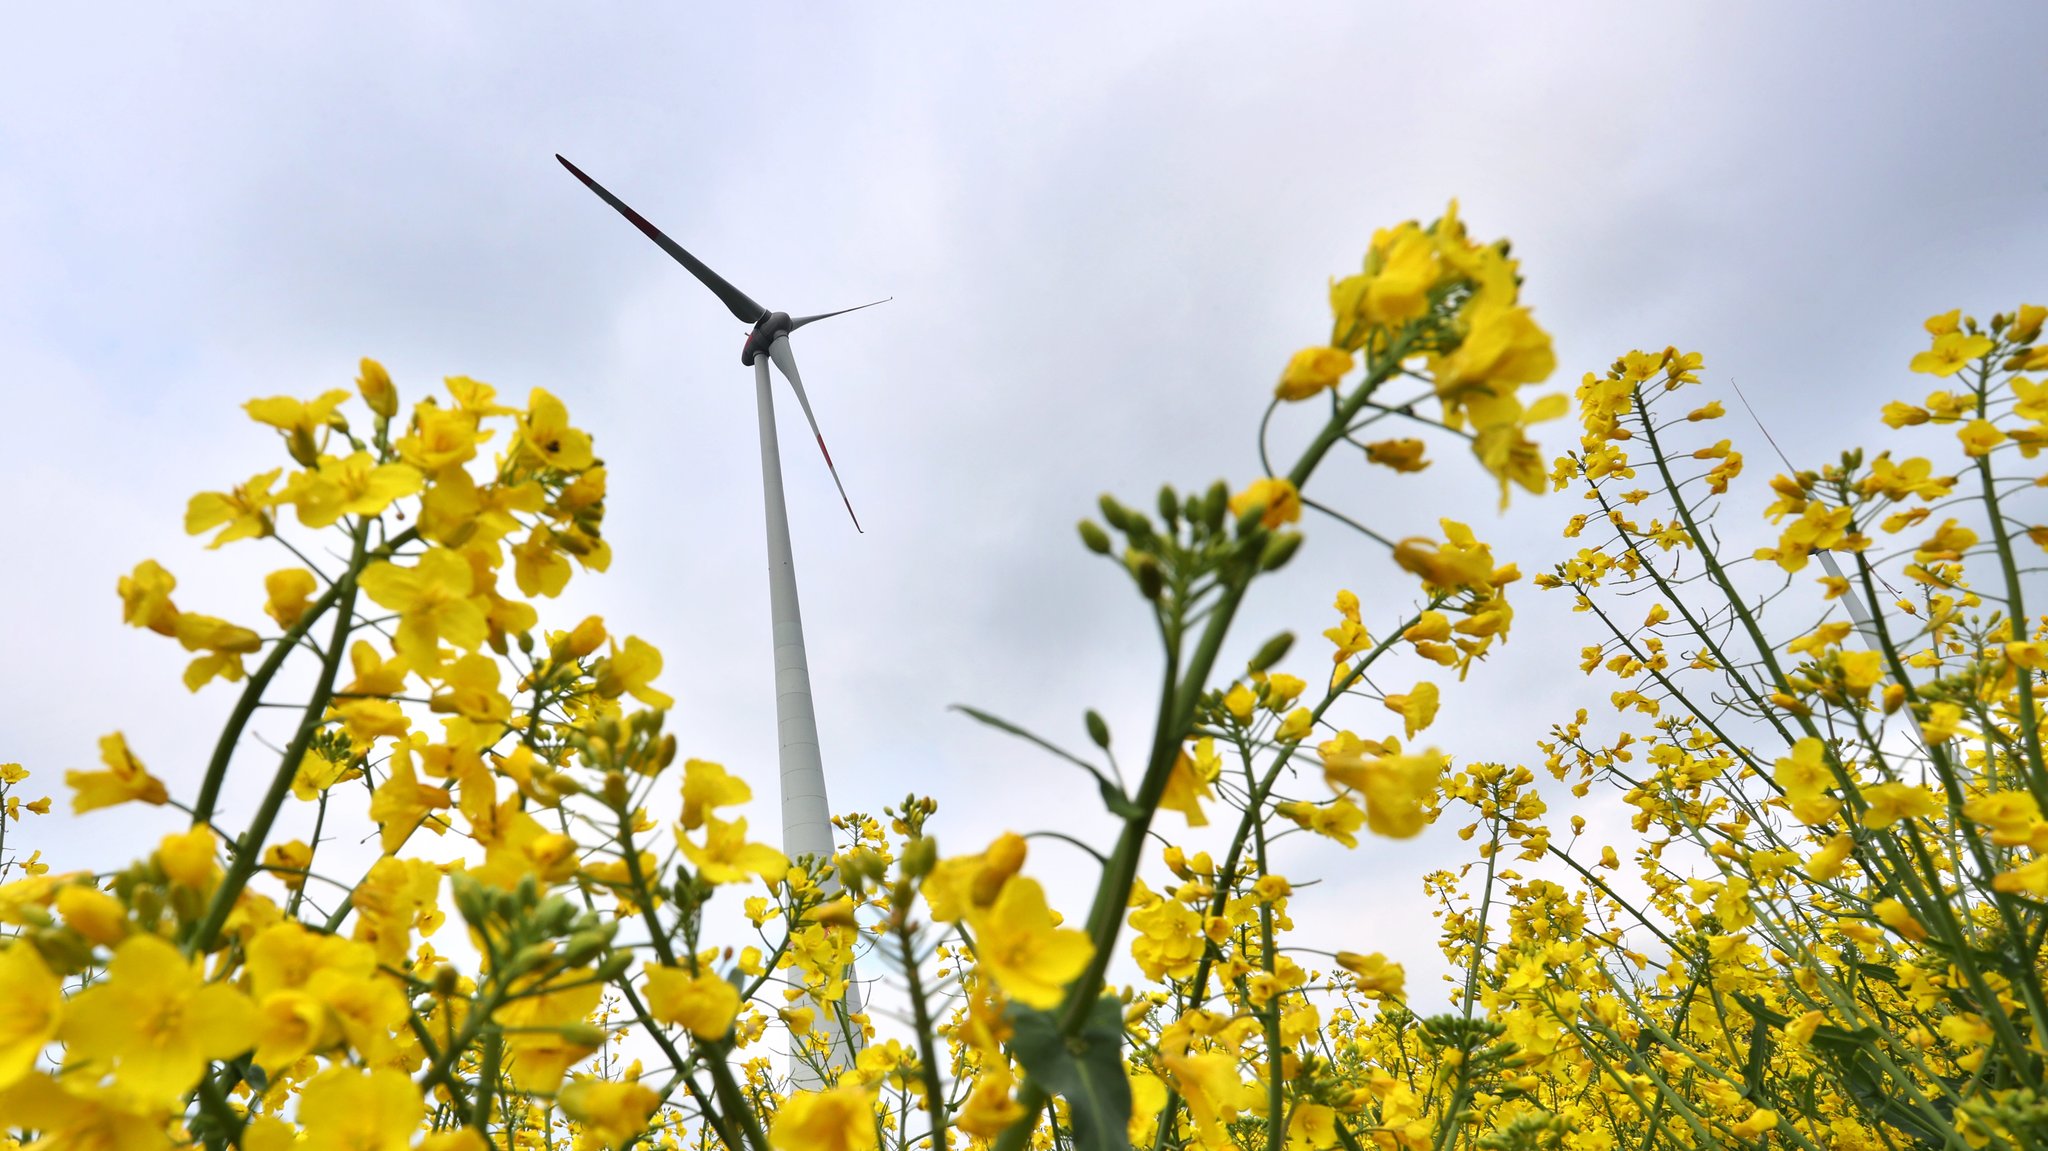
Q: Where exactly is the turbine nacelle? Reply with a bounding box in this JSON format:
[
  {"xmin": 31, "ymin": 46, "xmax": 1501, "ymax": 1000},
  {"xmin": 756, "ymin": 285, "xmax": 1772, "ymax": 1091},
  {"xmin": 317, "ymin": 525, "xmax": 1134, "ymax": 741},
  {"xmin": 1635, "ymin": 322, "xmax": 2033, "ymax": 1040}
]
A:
[{"xmin": 741, "ymin": 312, "xmax": 794, "ymax": 367}]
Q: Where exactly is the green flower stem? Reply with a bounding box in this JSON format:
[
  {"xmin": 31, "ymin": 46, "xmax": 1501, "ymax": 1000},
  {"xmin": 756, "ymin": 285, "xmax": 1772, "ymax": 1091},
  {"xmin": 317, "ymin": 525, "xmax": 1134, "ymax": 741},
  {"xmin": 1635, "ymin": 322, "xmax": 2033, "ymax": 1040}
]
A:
[
  {"xmin": 193, "ymin": 1073, "xmax": 245, "ymax": 1151},
  {"xmin": 1580, "ymin": 454, "xmax": 1797, "ymax": 749},
  {"xmin": 1250, "ymin": 764, "xmax": 1284, "ymax": 1151},
  {"xmin": 190, "ymin": 525, "xmax": 418, "ymax": 828},
  {"xmin": 1971, "ymin": 360, "xmax": 2047, "ymax": 792},
  {"xmin": 187, "ymin": 518, "xmax": 373, "ymax": 957},
  {"xmin": 1152, "ymin": 618, "xmax": 1423, "ymax": 1150},
  {"xmin": 898, "ymin": 910, "xmax": 952, "ymax": 1151},
  {"xmin": 614, "ymin": 810, "xmax": 769, "ymax": 1151},
  {"xmin": 472, "ymin": 1029, "xmax": 502, "ymax": 1132},
  {"xmin": 998, "ymin": 348, "xmax": 1409, "ymax": 1151},
  {"xmin": 1631, "ymin": 383, "xmax": 1816, "ymax": 734}
]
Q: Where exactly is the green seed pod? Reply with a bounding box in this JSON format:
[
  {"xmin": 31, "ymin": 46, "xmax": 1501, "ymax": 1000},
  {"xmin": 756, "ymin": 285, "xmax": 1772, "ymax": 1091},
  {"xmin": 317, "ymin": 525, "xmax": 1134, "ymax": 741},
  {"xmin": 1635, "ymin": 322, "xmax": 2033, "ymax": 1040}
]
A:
[
  {"xmin": 1135, "ymin": 555, "xmax": 1164, "ymax": 601},
  {"xmin": 32, "ymin": 929, "xmax": 94, "ymax": 975},
  {"xmin": 1085, "ymin": 709, "xmax": 1111, "ymax": 749},
  {"xmin": 491, "ymin": 888, "xmax": 523, "ymax": 921},
  {"xmin": 1098, "ymin": 494, "xmax": 1131, "ymax": 532},
  {"xmin": 1203, "ymin": 481, "xmax": 1229, "ymax": 533},
  {"xmin": 507, "ymin": 942, "xmax": 556, "ymax": 975},
  {"xmin": 562, "ymin": 926, "xmax": 614, "ymax": 967},
  {"xmin": 1078, "ymin": 519, "xmax": 1112, "ymax": 555},
  {"xmin": 1247, "ymin": 631, "xmax": 1296, "ymax": 674},
  {"xmin": 558, "ymin": 1022, "xmax": 611, "ymax": 1048},
  {"xmin": 595, "ymin": 950, "xmax": 635, "ymax": 983},
  {"xmin": 536, "ymin": 895, "xmax": 576, "ymax": 934},
  {"xmin": 1157, "ymin": 485, "xmax": 1180, "ymax": 526},
  {"xmin": 901, "ymin": 835, "xmax": 938, "ymax": 881},
  {"xmin": 286, "ymin": 427, "xmax": 321, "ymax": 468},
  {"xmin": 128, "ymin": 886, "xmax": 164, "ymax": 928},
  {"xmin": 168, "ymin": 886, "xmax": 204, "ymax": 927},
  {"xmin": 1260, "ymin": 532, "xmax": 1303, "ymax": 572}
]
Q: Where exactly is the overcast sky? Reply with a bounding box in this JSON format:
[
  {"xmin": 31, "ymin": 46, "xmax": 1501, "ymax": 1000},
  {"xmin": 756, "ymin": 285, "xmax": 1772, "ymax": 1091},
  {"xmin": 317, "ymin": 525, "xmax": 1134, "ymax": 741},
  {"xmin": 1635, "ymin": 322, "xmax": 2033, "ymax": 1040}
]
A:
[{"xmin": 4, "ymin": 2, "xmax": 2045, "ymax": 1001}]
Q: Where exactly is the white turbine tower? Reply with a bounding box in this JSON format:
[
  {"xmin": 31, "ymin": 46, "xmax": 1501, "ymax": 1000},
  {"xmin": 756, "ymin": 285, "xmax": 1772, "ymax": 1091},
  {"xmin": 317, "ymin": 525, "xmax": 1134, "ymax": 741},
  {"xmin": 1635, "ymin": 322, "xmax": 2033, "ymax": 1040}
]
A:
[{"xmin": 558, "ymin": 155, "xmax": 874, "ymax": 1079}]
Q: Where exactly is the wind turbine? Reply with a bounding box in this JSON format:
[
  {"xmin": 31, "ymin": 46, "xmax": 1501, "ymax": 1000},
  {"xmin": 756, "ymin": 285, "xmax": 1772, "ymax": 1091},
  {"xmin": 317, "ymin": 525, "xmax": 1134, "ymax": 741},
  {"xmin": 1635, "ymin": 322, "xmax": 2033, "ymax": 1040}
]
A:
[{"xmin": 557, "ymin": 154, "xmax": 875, "ymax": 1076}]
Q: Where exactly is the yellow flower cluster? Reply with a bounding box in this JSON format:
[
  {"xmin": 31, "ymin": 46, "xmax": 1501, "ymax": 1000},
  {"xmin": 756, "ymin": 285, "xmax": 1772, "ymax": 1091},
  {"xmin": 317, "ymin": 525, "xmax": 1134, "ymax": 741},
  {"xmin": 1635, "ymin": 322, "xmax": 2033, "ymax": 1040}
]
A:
[
  {"xmin": 1269, "ymin": 203, "xmax": 1563, "ymax": 506},
  {"xmin": 13, "ymin": 217, "xmax": 2038, "ymax": 1151}
]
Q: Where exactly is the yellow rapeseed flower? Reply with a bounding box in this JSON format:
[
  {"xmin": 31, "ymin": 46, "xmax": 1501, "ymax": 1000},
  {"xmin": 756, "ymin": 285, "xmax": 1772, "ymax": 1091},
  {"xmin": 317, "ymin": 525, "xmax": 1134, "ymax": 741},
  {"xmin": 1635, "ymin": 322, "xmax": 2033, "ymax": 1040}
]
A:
[
  {"xmin": 518, "ymin": 388, "xmax": 596, "ymax": 472},
  {"xmin": 1159, "ymin": 740, "xmax": 1220, "ymax": 827},
  {"xmin": 66, "ymin": 731, "xmax": 169, "ymax": 816},
  {"xmin": 1275, "ymin": 346, "xmax": 1354, "ymax": 402},
  {"xmin": 922, "ymin": 832, "xmax": 1028, "ymax": 922},
  {"xmin": 494, "ymin": 979, "xmax": 604, "ymax": 1093},
  {"xmin": 680, "ymin": 759, "xmax": 752, "ymax": 831},
  {"xmin": 60, "ymin": 933, "xmax": 257, "ymax": 1101},
  {"xmin": 680, "ymin": 815, "xmax": 790, "ymax": 886},
  {"xmin": 262, "ymin": 567, "xmax": 319, "ymax": 628},
  {"xmin": 1364, "ymin": 437, "xmax": 1430, "ymax": 472},
  {"xmin": 1772, "ymin": 739, "xmax": 1841, "ymax": 826},
  {"xmin": 185, "ymin": 467, "xmax": 283, "ymax": 548},
  {"xmin": 357, "ymin": 547, "xmax": 489, "ymax": 670},
  {"xmin": 1320, "ymin": 738, "xmax": 1444, "ymax": 839},
  {"xmin": 1383, "ymin": 681, "xmax": 1441, "ymax": 739},
  {"xmin": 288, "ymin": 451, "xmax": 423, "ymax": 529},
  {"xmin": 54, "ymin": 883, "xmax": 127, "ymax": 947},
  {"xmin": 1335, "ymin": 951, "xmax": 1406, "ymax": 1000},
  {"xmin": 356, "ymin": 358, "xmax": 398, "ymax": 419},
  {"xmin": 964, "ymin": 876, "xmax": 1094, "ymax": 1009},
  {"xmin": 0, "ymin": 1074, "xmax": 172, "ymax": 1151},
  {"xmin": 594, "ymin": 636, "xmax": 675, "ymax": 709},
  {"xmin": 0, "ymin": 942, "xmax": 62, "ymax": 1089},
  {"xmin": 559, "ymin": 1074, "xmax": 663, "ymax": 1151},
  {"xmin": 158, "ymin": 826, "xmax": 220, "ymax": 890},
  {"xmin": 770, "ymin": 1083, "xmax": 880, "ymax": 1151},
  {"xmin": 642, "ymin": 965, "xmax": 742, "ymax": 1040},
  {"xmin": 297, "ymin": 1066, "xmax": 424, "ymax": 1151},
  {"xmin": 1228, "ymin": 476, "xmax": 1302, "ymax": 530},
  {"xmin": 246, "ymin": 389, "xmax": 351, "ymax": 466},
  {"xmin": 1861, "ymin": 782, "xmax": 1941, "ymax": 828},
  {"xmin": 1908, "ymin": 330, "xmax": 1993, "ymax": 376}
]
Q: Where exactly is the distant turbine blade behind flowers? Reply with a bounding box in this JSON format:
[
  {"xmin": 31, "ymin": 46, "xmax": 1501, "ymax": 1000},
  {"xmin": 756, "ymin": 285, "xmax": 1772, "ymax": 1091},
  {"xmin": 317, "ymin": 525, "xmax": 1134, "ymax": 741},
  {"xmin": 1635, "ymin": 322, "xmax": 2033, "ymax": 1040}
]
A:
[
  {"xmin": 768, "ymin": 335, "xmax": 862, "ymax": 533},
  {"xmin": 554, "ymin": 154, "xmax": 768, "ymax": 325}
]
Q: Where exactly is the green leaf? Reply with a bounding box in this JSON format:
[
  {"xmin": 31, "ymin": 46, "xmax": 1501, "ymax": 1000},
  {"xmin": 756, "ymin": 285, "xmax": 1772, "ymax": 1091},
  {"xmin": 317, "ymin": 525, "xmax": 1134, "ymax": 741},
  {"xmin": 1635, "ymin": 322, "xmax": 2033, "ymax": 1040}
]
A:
[
  {"xmin": 1730, "ymin": 992, "xmax": 1790, "ymax": 1029},
  {"xmin": 1007, "ymin": 996, "xmax": 1134, "ymax": 1151},
  {"xmin": 1807, "ymin": 1022, "xmax": 1881, "ymax": 1057},
  {"xmin": 1099, "ymin": 779, "xmax": 1143, "ymax": 820},
  {"xmin": 1741, "ymin": 1013, "xmax": 1771, "ymax": 1096},
  {"xmin": 952, "ymin": 705, "xmax": 1138, "ymax": 817}
]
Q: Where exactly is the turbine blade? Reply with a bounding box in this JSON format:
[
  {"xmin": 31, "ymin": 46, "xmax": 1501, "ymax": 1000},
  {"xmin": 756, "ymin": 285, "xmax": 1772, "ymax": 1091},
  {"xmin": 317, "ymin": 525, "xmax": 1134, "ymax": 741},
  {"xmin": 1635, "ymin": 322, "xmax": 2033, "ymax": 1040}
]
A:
[
  {"xmin": 555, "ymin": 154, "xmax": 767, "ymax": 325},
  {"xmin": 788, "ymin": 297, "xmax": 894, "ymax": 331},
  {"xmin": 767, "ymin": 335, "xmax": 863, "ymax": 533}
]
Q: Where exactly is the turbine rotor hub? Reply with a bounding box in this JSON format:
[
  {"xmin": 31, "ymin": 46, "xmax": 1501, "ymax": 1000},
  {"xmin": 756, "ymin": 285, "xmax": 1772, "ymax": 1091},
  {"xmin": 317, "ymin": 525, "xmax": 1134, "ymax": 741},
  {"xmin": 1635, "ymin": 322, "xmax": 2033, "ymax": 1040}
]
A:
[{"xmin": 741, "ymin": 311, "xmax": 793, "ymax": 365}]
